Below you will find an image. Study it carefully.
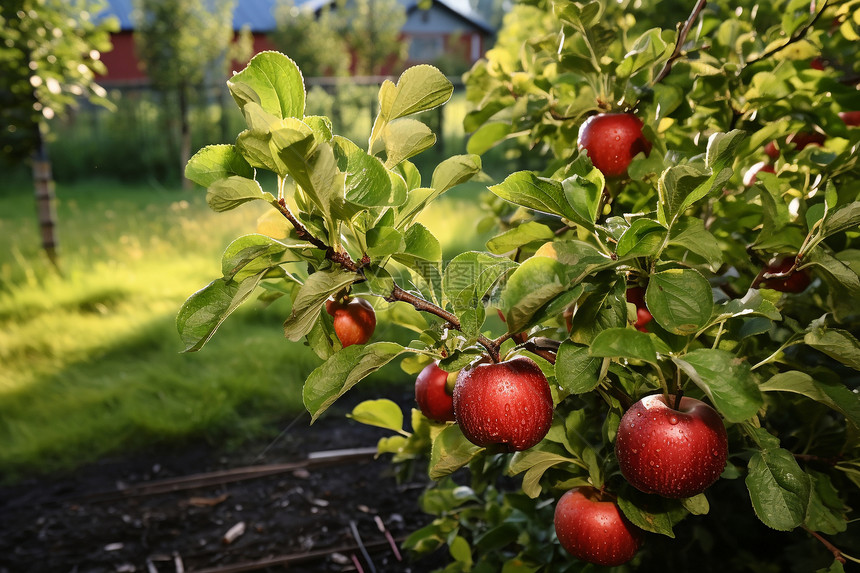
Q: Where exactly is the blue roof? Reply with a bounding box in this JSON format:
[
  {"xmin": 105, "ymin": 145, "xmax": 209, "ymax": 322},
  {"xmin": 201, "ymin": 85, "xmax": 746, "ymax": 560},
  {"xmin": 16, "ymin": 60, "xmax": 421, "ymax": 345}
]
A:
[{"xmin": 97, "ymin": 0, "xmax": 492, "ymax": 34}]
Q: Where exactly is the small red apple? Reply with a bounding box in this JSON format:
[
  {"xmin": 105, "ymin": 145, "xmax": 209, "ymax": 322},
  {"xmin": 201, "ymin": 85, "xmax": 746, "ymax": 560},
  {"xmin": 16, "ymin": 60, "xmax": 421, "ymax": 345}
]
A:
[
  {"xmin": 764, "ymin": 132, "xmax": 825, "ymax": 159},
  {"xmin": 325, "ymin": 296, "xmax": 376, "ymax": 347},
  {"xmin": 554, "ymin": 487, "xmax": 643, "ymax": 567},
  {"xmin": 615, "ymin": 394, "xmax": 728, "ymax": 499},
  {"xmin": 839, "ymin": 111, "xmax": 860, "ymax": 127},
  {"xmin": 758, "ymin": 256, "xmax": 811, "ymax": 293},
  {"xmin": 415, "ymin": 361, "xmax": 455, "ymax": 422},
  {"xmin": 809, "ymin": 56, "xmax": 825, "ymax": 70},
  {"xmin": 626, "ymin": 286, "xmax": 652, "ymax": 332},
  {"xmin": 578, "ymin": 113, "xmax": 652, "ymax": 178},
  {"xmin": 742, "ymin": 161, "xmax": 776, "ymax": 186},
  {"xmin": 453, "ymin": 356, "xmax": 553, "ymax": 451}
]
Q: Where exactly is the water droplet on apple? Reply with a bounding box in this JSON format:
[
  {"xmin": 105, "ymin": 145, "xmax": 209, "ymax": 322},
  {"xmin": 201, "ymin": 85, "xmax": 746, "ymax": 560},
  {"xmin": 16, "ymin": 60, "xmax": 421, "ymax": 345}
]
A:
[
  {"xmin": 630, "ymin": 448, "xmax": 638, "ymax": 454},
  {"xmin": 669, "ymin": 416, "xmax": 679, "ymax": 425}
]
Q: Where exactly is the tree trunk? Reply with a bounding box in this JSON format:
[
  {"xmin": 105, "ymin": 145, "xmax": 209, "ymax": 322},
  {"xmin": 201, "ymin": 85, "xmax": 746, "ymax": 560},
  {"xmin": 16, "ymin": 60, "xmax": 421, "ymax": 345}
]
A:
[
  {"xmin": 179, "ymin": 83, "xmax": 192, "ymax": 190},
  {"xmin": 31, "ymin": 127, "xmax": 60, "ymax": 271}
]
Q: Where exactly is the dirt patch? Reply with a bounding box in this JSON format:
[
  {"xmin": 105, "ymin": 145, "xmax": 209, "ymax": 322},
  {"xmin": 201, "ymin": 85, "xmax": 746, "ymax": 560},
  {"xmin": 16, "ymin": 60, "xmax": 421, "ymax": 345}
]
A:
[{"xmin": 0, "ymin": 390, "xmax": 448, "ymax": 573}]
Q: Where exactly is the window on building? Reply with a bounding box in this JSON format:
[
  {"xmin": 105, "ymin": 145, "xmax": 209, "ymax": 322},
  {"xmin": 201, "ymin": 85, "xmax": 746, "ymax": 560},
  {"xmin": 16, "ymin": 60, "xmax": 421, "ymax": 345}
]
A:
[{"xmin": 409, "ymin": 36, "xmax": 444, "ymax": 61}]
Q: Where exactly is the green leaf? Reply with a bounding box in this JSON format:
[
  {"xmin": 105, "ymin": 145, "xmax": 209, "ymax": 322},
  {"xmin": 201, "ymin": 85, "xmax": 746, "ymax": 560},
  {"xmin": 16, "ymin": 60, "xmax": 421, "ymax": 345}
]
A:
[
  {"xmin": 672, "ymin": 348, "xmax": 762, "ymax": 423},
  {"xmin": 820, "ymin": 201, "xmax": 860, "ymax": 239},
  {"xmin": 377, "ymin": 64, "xmax": 453, "ymax": 123},
  {"xmin": 348, "ymin": 399, "xmax": 405, "ymax": 433},
  {"xmin": 668, "ymin": 217, "xmax": 723, "ymax": 270},
  {"xmin": 303, "ymin": 342, "xmax": 406, "ymax": 422},
  {"xmin": 431, "ymin": 154, "xmax": 482, "ymax": 193},
  {"xmin": 705, "ymin": 130, "xmax": 747, "ymax": 172},
  {"xmin": 332, "ymin": 136, "xmax": 404, "ymax": 208},
  {"xmin": 176, "ymin": 272, "xmax": 267, "ymax": 352},
  {"xmin": 488, "ymin": 171, "xmax": 583, "ymax": 226},
  {"xmin": 712, "ymin": 289, "xmax": 782, "ymax": 323},
  {"xmin": 221, "ymin": 234, "xmax": 313, "ymax": 282},
  {"xmin": 228, "ymin": 51, "xmax": 305, "ymax": 119},
  {"xmin": 590, "ymin": 328, "xmax": 660, "ymax": 365},
  {"xmin": 466, "ymin": 122, "xmax": 512, "ymax": 155},
  {"xmin": 616, "ymin": 218, "xmax": 667, "ymax": 258},
  {"xmin": 645, "ymin": 268, "xmax": 714, "ymax": 335},
  {"xmin": 443, "ymin": 252, "xmax": 518, "ymax": 337},
  {"xmin": 283, "ymin": 268, "xmax": 361, "ymax": 341},
  {"xmin": 805, "ymin": 471, "xmax": 849, "ymax": 535},
  {"xmin": 486, "ymin": 222, "xmax": 555, "ymax": 254},
  {"xmin": 760, "ymin": 371, "xmax": 860, "ymax": 429},
  {"xmin": 745, "ymin": 433, "xmax": 811, "ymax": 531},
  {"xmin": 185, "ymin": 144, "xmax": 254, "ymax": 188},
  {"xmin": 561, "ymin": 169, "xmax": 605, "ymax": 229},
  {"xmin": 556, "ymin": 339, "xmax": 605, "ymax": 394},
  {"xmin": 429, "ymin": 424, "xmax": 484, "ymax": 480},
  {"xmin": 380, "ymin": 118, "xmax": 437, "ymax": 167},
  {"xmin": 616, "ymin": 488, "xmax": 687, "ymax": 537},
  {"xmin": 206, "ymin": 176, "xmax": 274, "ymax": 212},
  {"xmin": 508, "ymin": 450, "xmax": 581, "ymax": 498},
  {"xmin": 498, "ymin": 256, "xmax": 566, "ymax": 333},
  {"xmin": 804, "ymin": 327, "xmax": 860, "ymax": 371}
]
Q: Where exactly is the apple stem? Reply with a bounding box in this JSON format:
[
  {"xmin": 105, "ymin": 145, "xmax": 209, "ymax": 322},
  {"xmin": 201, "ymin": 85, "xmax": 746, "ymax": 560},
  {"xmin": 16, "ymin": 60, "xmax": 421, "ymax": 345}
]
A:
[{"xmin": 673, "ymin": 390, "xmax": 684, "ymax": 411}]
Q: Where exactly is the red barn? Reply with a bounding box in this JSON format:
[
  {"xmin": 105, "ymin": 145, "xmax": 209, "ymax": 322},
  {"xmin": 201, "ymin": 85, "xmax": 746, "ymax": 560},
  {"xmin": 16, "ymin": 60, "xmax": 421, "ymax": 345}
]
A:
[{"xmin": 95, "ymin": 0, "xmax": 494, "ymax": 85}]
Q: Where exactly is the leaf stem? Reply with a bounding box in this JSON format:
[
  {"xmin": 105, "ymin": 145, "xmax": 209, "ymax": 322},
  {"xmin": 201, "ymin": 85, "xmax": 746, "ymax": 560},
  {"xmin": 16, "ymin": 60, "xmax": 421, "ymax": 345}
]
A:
[{"xmin": 652, "ymin": 0, "xmax": 708, "ymax": 85}]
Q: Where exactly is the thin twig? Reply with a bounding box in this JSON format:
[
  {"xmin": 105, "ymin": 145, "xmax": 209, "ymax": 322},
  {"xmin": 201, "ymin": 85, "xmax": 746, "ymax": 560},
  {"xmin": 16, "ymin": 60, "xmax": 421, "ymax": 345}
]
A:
[
  {"xmin": 653, "ymin": 0, "xmax": 708, "ymax": 85},
  {"xmin": 803, "ymin": 526, "xmax": 847, "ymax": 564}
]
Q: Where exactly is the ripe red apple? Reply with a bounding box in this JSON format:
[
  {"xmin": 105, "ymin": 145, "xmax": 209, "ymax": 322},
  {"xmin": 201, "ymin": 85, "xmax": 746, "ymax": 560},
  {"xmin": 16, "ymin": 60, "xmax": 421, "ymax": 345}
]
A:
[
  {"xmin": 577, "ymin": 113, "xmax": 652, "ymax": 178},
  {"xmin": 742, "ymin": 161, "xmax": 776, "ymax": 186},
  {"xmin": 764, "ymin": 132, "xmax": 825, "ymax": 159},
  {"xmin": 453, "ymin": 356, "xmax": 553, "ymax": 451},
  {"xmin": 758, "ymin": 256, "xmax": 811, "ymax": 293},
  {"xmin": 839, "ymin": 111, "xmax": 860, "ymax": 127},
  {"xmin": 325, "ymin": 296, "xmax": 376, "ymax": 347},
  {"xmin": 615, "ymin": 394, "xmax": 728, "ymax": 499},
  {"xmin": 554, "ymin": 487, "xmax": 643, "ymax": 567},
  {"xmin": 415, "ymin": 361, "xmax": 455, "ymax": 422},
  {"xmin": 626, "ymin": 286, "xmax": 652, "ymax": 332}
]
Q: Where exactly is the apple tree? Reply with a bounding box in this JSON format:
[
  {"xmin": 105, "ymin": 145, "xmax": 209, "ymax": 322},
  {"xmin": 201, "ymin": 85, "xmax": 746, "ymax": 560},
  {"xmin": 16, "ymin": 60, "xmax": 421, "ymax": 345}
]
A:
[{"xmin": 178, "ymin": 0, "xmax": 860, "ymax": 570}]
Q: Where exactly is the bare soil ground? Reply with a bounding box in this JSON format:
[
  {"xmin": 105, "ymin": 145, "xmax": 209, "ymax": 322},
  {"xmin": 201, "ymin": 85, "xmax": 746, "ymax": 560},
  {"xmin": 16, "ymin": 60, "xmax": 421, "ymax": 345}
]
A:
[{"xmin": 0, "ymin": 390, "xmax": 447, "ymax": 573}]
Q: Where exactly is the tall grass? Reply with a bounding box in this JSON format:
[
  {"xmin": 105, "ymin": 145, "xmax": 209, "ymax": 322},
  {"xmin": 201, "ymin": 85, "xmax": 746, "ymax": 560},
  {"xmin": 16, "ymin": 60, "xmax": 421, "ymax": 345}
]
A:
[{"xmin": 0, "ymin": 177, "xmax": 496, "ymax": 483}]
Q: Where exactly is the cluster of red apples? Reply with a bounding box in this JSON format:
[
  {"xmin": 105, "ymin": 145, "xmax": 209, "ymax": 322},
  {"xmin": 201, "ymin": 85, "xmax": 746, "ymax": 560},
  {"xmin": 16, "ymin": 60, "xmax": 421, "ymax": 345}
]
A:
[{"xmin": 335, "ymin": 105, "xmax": 854, "ymax": 566}]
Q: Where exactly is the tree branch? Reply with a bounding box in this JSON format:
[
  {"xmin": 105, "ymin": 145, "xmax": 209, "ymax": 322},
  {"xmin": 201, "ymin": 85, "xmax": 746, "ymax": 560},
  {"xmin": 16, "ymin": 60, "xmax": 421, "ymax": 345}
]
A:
[
  {"xmin": 745, "ymin": 0, "xmax": 828, "ymax": 67},
  {"xmin": 653, "ymin": 0, "xmax": 708, "ymax": 85},
  {"xmin": 803, "ymin": 526, "xmax": 847, "ymax": 565}
]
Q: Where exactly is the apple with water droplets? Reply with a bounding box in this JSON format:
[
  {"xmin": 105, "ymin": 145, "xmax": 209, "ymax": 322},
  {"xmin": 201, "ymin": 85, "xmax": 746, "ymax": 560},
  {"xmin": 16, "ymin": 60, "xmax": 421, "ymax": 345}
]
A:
[
  {"xmin": 554, "ymin": 486, "xmax": 643, "ymax": 566},
  {"xmin": 615, "ymin": 394, "xmax": 728, "ymax": 499},
  {"xmin": 415, "ymin": 361, "xmax": 456, "ymax": 422},
  {"xmin": 577, "ymin": 113, "xmax": 652, "ymax": 178},
  {"xmin": 325, "ymin": 296, "xmax": 376, "ymax": 347},
  {"xmin": 453, "ymin": 356, "xmax": 553, "ymax": 451}
]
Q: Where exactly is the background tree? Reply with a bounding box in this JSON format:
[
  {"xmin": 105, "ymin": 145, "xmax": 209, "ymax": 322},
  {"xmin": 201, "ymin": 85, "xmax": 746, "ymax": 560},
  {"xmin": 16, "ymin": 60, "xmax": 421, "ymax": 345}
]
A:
[
  {"xmin": 337, "ymin": 0, "xmax": 408, "ymax": 76},
  {"xmin": 270, "ymin": 0, "xmax": 350, "ymax": 78},
  {"xmin": 133, "ymin": 0, "xmax": 236, "ymax": 189},
  {"xmin": 0, "ymin": 0, "xmax": 117, "ymax": 269}
]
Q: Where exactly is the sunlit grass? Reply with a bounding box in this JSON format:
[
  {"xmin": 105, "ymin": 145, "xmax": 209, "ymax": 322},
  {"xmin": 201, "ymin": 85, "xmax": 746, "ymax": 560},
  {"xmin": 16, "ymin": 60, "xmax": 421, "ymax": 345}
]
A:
[{"xmin": 0, "ymin": 175, "xmax": 496, "ymax": 482}]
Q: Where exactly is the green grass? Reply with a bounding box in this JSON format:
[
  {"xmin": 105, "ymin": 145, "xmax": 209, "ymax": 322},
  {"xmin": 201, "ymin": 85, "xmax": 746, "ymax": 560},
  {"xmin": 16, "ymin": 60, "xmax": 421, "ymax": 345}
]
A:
[{"xmin": 0, "ymin": 177, "xmax": 496, "ymax": 483}]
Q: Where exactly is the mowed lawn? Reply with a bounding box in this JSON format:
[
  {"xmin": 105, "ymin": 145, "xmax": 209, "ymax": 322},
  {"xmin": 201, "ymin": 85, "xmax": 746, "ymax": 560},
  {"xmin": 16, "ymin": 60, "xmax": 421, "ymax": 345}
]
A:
[{"xmin": 0, "ymin": 178, "xmax": 494, "ymax": 483}]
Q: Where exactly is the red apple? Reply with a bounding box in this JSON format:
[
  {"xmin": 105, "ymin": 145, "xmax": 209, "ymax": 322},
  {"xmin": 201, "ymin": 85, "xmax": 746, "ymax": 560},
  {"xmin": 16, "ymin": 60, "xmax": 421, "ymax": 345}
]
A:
[
  {"xmin": 453, "ymin": 356, "xmax": 553, "ymax": 451},
  {"xmin": 839, "ymin": 111, "xmax": 860, "ymax": 127},
  {"xmin": 415, "ymin": 361, "xmax": 455, "ymax": 422},
  {"xmin": 325, "ymin": 296, "xmax": 376, "ymax": 347},
  {"xmin": 764, "ymin": 132, "xmax": 825, "ymax": 159},
  {"xmin": 809, "ymin": 57, "xmax": 825, "ymax": 70},
  {"xmin": 554, "ymin": 487, "xmax": 643, "ymax": 566},
  {"xmin": 626, "ymin": 286, "xmax": 652, "ymax": 332},
  {"xmin": 758, "ymin": 256, "xmax": 811, "ymax": 293},
  {"xmin": 577, "ymin": 113, "xmax": 652, "ymax": 178},
  {"xmin": 742, "ymin": 161, "xmax": 776, "ymax": 186},
  {"xmin": 615, "ymin": 394, "xmax": 728, "ymax": 499}
]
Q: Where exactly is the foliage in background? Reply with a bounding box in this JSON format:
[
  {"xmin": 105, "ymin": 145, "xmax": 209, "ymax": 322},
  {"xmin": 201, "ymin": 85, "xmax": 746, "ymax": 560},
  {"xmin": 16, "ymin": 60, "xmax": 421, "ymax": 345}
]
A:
[
  {"xmin": 270, "ymin": 0, "xmax": 350, "ymax": 78},
  {"xmin": 0, "ymin": 0, "xmax": 116, "ymax": 160},
  {"xmin": 133, "ymin": 0, "xmax": 238, "ymax": 188},
  {"xmin": 178, "ymin": 0, "xmax": 860, "ymax": 570}
]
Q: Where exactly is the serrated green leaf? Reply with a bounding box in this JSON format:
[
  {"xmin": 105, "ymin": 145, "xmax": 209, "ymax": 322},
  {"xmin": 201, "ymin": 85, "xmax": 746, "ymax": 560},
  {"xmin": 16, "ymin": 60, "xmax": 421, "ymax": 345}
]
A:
[
  {"xmin": 431, "ymin": 154, "xmax": 482, "ymax": 193},
  {"xmin": 760, "ymin": 371, "xmax": 860, "ymax": 429},
  {"xmin": 206, "ymin": 176, "xmax": 274, "ymax": 212},
  {"xmin": 228, "ymin": 51, "xmax": 305, "ymax": 119},
  {"xmin": 590, "ymin": 328, "xmax": 660, "ymax": 365},
  {"xmin": 443, "ymin": 251, "xmax": 518, "ymax": 336},
  {"xmin": 429, "ymin": 424, "xmax": 484, "ymax": 479},
  {"xmin": 348, "ymin": 399, "xmax": 405, "ymax": 433},
  {"xmin": 804, "ymin": 327, "xmax": 860, "ymax": 371},
  {"xmin": 508, "ymin": 450, "xmax": 580, "ymax": 498},
  {"xmin": 303, "ymin": 342, "xmax": 406, "ymax": 422},
  {"xmin": 746, "ymin": 446, "xmax": 811, "ymax": 531},
  {"xmin": 486, "ymin": 222, "xmax": 555, "ymax": 254},
  {"xmin": 646, "ymin": 268, "xmax": 714, "ymax": 335},
  {"xmin": 668, "ymin": 217, "xmax": 723, "ymax": 270},
  {"xmin": 185, "ymin": 144, "xmax": 254, "ymax": 188},
  {"xmin": 555, "ymin": 340, "xmax": 604, "ymax": 394},
  {"xmin": 381, "ymin": 118, "xmax": 436, "ymax": 168},
  {"xmin": 672, "ymin": 348, "xmax": 761, "ymax": 422},
  {"xmin": 616, "ymin": 218, "xmax": 667, "ymax": 258}
]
